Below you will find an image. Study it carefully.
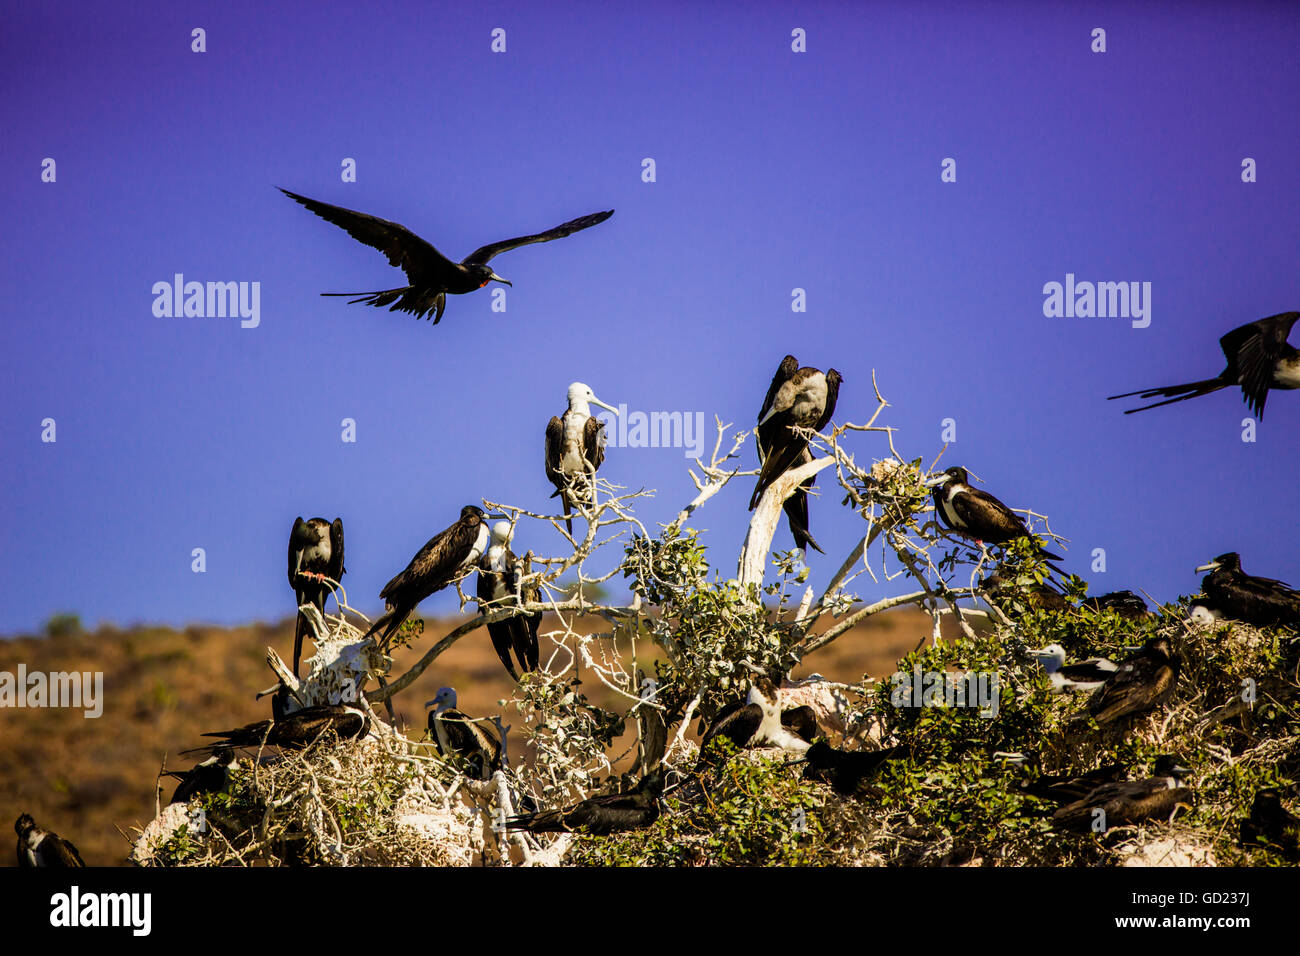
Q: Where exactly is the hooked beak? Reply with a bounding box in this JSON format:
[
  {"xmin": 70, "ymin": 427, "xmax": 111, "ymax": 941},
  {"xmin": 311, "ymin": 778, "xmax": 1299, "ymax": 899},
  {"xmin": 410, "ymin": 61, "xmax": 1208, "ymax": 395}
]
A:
[
  {"xmin": 1194, "ymin": 561, "xmax": 1220, "ymax": 573},
  {"xmin": 424, "ymin": 699, "xmax": 439, "ymax": 709},
  {"xmin": 590, "ymin": 395, "xmax": 618, "ymax": 415},
  {"xmin": 923, "ymin": 474, "xmax": 949, "ymax": 488},
  {"xmin": 487, "ymin": 271, "xmax": 511, "ymax": 286}
]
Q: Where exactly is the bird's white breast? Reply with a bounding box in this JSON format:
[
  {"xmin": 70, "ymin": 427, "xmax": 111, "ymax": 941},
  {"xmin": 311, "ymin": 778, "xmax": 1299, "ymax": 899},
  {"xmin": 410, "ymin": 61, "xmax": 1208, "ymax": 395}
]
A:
[{"xmin": 464, "ymin": 524, "xmax": 490, "ymax": 567}]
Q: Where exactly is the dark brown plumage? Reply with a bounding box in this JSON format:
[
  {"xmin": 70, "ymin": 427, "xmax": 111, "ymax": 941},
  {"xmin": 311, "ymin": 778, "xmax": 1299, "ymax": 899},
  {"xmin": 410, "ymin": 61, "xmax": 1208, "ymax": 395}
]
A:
[
  {"xmin": 281, "ymin": 189, "xmax": 613, "ymax": 324},
  {"xmin": 476, "ymin": 523, "xmax": 541, "ymax": 680},
  {"xmin": 506, "ymin": 768, "xmax": 664, "ymax": 835},
  {"xmin": 802, "ymin": 741, "xmax": 905, "ymax": 797},
  {"xmin": 183, "ymin": 703, "xmax": 369, "ymax": 755},
  {"xmin": 1086, "ymin": 637, "xmax": 1180, "ymax": 726},
  {"xmin": 1197, "ymin": 552, "xmax": 1300, "ymax": 629},
  {"xmin": 287, "ymin": 516, "xmax": 344, "ymax": 677},
  {"xmin": 426, "ymin": 687, "xmax": 503, "ymax": 780},
  {"xmin": 930, "ymin": 466, "xmax": 1062, "ymax": 562},
  {"xmin": 364, "ymin": 505, "xmax": 492, "ymax": 646},
  {"xmin": 1240, "ymin": 789, "xmax": 1300, "ymax": 859},
  {"xmin": 1051, "ymin": 756, "xmax": 1192, "ymax": 831}
]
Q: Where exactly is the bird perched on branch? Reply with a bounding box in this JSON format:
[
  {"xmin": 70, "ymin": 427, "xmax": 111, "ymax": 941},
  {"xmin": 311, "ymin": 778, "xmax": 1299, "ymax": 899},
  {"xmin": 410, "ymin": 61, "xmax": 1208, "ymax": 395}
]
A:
[
  {"xmin": 1085, "ymin": 637, "xmax": 1180, "ymax": 726},
  {"xmin": 1029, "ymin": 644, "xmax": 1124, "ymax": 693},
  {"xmin": 506, "ymin": 767, "xmax": 664, "ymax": 836},
  {"xmin": 287, "ymin": 516, "xmax": 344, "ymax": 677},
  {"xmin": 749, "ymin": 358, "xmax": 842, "ymax": 555},
  {"xmin": 165, "ymin": 747, "xmax": 238, "ymax": 805},
  {"xmin": 363, "ymin": 505, "xmax": 499, "ymax": 646},
  {"xmin": 183, "ymin": 702, "xmax": 369, "ymax": 755},
  {"xmin": 425, "ymin": 687, "xmax": 503, "ymax": 780},
  {"xmin": 1108, "ymin": 311, "xmax": 1300, "ymax": 420},
  {"xmin": 1080, "ymin": 590, "xmax": 1150, "ymax": 619},
  {"xmin": 1051, "ymin": 755, "xmax": 1193, "ymax": 831},
  {"xmin": 280, "ymin": 189, "xmax": 614, "ymax": 324},
  {"xmin": 476, "ymin": 521, "xmax": 541, "ymax": 680},
  {"xmin": 1195, "ymin": 552, "xmax": 1300, "ymax": 629},
  {"xmin": 15, "ymin": 814, "xmax": 84, "ymax": 867},
  {"xmin": 927, "ymin": 466, "xmax": 1063, "ymax": 563},
  {"xmin": 546, "ymin": 382, "xmax": 618, "ymax": 535}
]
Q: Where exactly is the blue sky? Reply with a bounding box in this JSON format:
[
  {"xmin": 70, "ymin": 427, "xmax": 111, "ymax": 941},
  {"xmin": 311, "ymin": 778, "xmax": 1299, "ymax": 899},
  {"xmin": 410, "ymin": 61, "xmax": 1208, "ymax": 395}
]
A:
[{"xmin": 3, "ymin": 1, "xmax": 1299, "ymax": 635}]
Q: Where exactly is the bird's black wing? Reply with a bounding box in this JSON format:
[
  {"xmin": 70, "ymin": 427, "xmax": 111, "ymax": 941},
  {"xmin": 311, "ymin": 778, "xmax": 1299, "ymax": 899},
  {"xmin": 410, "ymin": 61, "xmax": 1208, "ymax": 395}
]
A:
[
  {"xmin": 1088, "ymin": 654, "xmax": 1176, "ymax": 725},
  {"xmin": 544, "ymin": 416, "xmax": 565, "ymax": 490},
  {"xmin": 288, "ymin": 516, "xmax": 309, "ymax": 586},
  {"xmin": 41, "ymin": 835, "xmax": 85, "ymax": 867},
  {"xmin": 1222, "ymin": 312, "xmax": 1300, "ymax": 419},
  {"xmin": 280, "ymin": 189, "xmax": 458, "ymax": 284},
  {"xmin": 947, "ymin": 487, "xmax": 1030, "ymax": 541},
  {"xmin": 756, "ymin": 356, "xmax": 799, "ymax": 462},
  {"xmin": 328, "ymin": 518, "xmax": 345, "ymax": 581},
  {"xmin": 381, "ymin": 517, "xmax": 477, "ymax": 606},
  {"xmin": 700, "ymin": 703, "xmax": 763, "ymax": 753},
  {"xmin": 583, "ymin": 416, "xmax": 607, "ymax": 473},
  {"xmin": 815, "ymin": 370, "xmax": 842, "ymax": 431},
  {"xmin": 463, "ymin": 210, "xmax": 615, "ymax": 265}
]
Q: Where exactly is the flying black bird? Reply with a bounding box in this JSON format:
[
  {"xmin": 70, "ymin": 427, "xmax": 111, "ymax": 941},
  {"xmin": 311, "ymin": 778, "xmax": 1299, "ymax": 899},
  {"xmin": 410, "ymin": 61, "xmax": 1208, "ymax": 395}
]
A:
[
  {"xmin": 476, "ymin": 521, "xmax": 541, "ymax": 680},
  {"xmin": 749, "ymin": 359, "xmax": 842, "ymax": 538},
  {"xmin": 183, "ymin": 703, "xmax": 369, "ymax": 755},
  {"xmin": 545, "ymin": 383, "xmax": 617, "ymax": 535},
  {"xmin": 1240, "ymin": 789, "xmax": 1300, "ymax": 860},
  {"xmin": 280, "ymin": 189, "xmax": 614, "ymax": 324},
  {"xmin": 425, "ymin": 687, "xmax": 503, "ymax": 780},
  {"xmin": 287, "ymin": 516, "xmax": 344, "ymax": 677},
  {"xmin": 1086, "ymin": 637, "xmax": 1180, "ymax": 726},
  {"xmin": 802, "ymin": 741, "xmax": 906, "ymax": 797},
  {"xmin": 1014, "ymin": 761, "xmax": 1127, "ymax": 806},
  {"xmin": 1081, "ymin": 590, "xmax": 1149, "ymax": 619},
  {"xmin": 506, "ymin": 767, "xmax": 664, "ymax": 836},
  {"xmin": 1108, "ymin": 312, "xmax": 1300, "ymax": 419},
  {"xmin": 1052, "ymin": 756, "xmax": 1193, "ymax": 831},
  {"xmin": 363, "ymin": 505, "xmax": 496, "ymax": 647},
  {"xmin": 699, "ymin": 676, "xmax": 811, "ymax": 757},
  {"xmin": 928, "ymin": 466, "xmax": 1062, "ymax": 562},
  {"xmin": 1029, "ymin": 644, "xmax": 1123, "ymax": 693},
  {"xmin": 14, "ymin": 814, "xmax": 84, "ymax": 867},
  {"xmin": 165, "ymin": 747, "xmax": 238, "ymax": 805},
  {"xmin": 1196, "ymin": 552, "xmax": 1300, "ymax": 629}
]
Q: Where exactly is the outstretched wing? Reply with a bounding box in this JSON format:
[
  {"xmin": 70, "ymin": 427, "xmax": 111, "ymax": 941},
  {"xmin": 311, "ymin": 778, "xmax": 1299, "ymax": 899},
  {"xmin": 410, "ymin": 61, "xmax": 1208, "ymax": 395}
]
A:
[
  {"xmin": 1223, "ymin": 312, "xmax": 1300, "ymax": 419},
  {"xmin": 280, "ymin": 189, "xmax": 458, "ymax": 284},
  {"xmin": 463, "ymin": 209, "xmax": 615, "ymax": 265}
]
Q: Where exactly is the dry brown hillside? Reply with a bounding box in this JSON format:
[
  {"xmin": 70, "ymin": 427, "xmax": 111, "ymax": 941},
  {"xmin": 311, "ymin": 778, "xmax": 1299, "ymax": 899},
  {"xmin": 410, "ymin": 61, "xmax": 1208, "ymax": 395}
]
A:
[{"xmin": 0, "ymin": 608, "xmax": 938, "ymax": 866}]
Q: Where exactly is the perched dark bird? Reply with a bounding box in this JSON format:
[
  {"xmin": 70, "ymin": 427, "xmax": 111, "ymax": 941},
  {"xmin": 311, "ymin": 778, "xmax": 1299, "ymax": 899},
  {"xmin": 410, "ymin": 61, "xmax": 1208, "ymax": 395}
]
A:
[
  {"xmin": 425, "ymin": 686, "xmax": 503, "ymax": 780},
  {"xmin": 280, "ymin": 189, "xmax": 614, "ymax": 324},
  {"xmin": 1082, "ymin": 590, "xmax": 1150, "ymax": 619},
  {"xmin": 802, "ymin": 740, "xmax": 905, "ymax": 797},
  {"xmin": 183, "ymin": 703, "xmax": 369, "ymax": 755},
  {"xmin": 165, "ymin": 747, "xmax": 238, "ymax": 805},
  {"xmin": 476, "ymin": 521, "xmax": 541, "ymax": 680},
  {"xmin": 14, "ymin": 814, "xmax": 84, "ymax": 867},
  {"xmin": 928, "ymin": 466, "xmax": 1062, "ymax": 562},
  {"xmin": 1029, "ymin": 644, "xmax": 1123, "ymax": 693},
  {"xmin": 980, "ymin": 571, "xmax": 1071, "ymax": 613},
  {"xmin": 364, "ymin": 505, "xmax": 496, "ymax": 646},
  {"xmin": 1086, "ymin": 637, "xmax": 1180, "ymax": 726},
  {"xmin": 506, "ymin": 767, "xmax": 664, "ymax": 836},
  {"xmin": 1108, "ymin": 312, "xmax": 1300, "ymax": 419},
  {"xmin": 699, "ymin": 677, "xmax": 810, "ymax": 756},
  {"xmin": 1240, "ymin": 789, "xmax": 1300, "ymax": 860},
  {"xmin": 287, "ymin": 516, "xmax": 344, "ymax": 677},
  {"xmin": 1052, "ymin": 756, "xmax": 1193, "ymax": 831},
  {"xmin": 1015, "ymin": 761, "xmax": 1127, "ymax": 806},
  {"xmin": 1196, "ymin": 552, "xmax": 1300, "ymax": 629},
  {"xmin": 545, "ymin": 383, "xmax": 617, "ymax": 535},
  {"xmin": 749, "ymin": 359, "xmax": 842, "ymax": 539}
]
